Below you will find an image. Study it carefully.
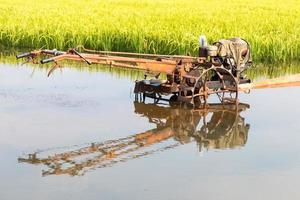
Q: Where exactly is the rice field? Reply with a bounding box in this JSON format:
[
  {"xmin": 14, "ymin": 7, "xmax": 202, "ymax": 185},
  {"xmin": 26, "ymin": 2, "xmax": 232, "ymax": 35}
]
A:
[{"xmin": 0, "ymin": 0, "xmax": 300, "ymax": 63}]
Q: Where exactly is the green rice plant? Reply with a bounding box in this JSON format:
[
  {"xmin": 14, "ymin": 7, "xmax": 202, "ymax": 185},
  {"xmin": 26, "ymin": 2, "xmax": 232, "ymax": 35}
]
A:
[{"xmin": 0, "ymin": 0, "xmax": 300, "ymax": 63}]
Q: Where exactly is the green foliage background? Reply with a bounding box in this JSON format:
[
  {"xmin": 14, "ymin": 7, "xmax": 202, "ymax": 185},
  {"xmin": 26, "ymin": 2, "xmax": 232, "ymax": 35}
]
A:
[{"xmin": 0, "ymin": 0, "xmax": 299, "ymax": 63}]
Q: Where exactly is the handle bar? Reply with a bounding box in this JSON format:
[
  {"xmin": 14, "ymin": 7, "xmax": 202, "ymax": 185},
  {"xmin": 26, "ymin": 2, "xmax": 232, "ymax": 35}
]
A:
[
  {"xmin": 40, "ymin": 58, "xmax": 55, "ymax": 64},
  {"xmin": 16, "ymin": 52, "xmax": 32, "ymax": 59},
  {"xmin": 16, "ymin": 49, "xmax": 64, "ymax": 60}
]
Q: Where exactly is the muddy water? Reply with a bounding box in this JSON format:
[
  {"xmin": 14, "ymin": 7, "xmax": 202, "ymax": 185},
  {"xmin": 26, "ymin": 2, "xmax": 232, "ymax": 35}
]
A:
[{"xmin": 0, "ymin": 62, "xmax": 300, "ymax": 200}]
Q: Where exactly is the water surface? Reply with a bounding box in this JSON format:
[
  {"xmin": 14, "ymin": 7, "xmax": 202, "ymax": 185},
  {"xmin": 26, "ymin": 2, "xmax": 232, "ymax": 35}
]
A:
[{"xmin": 0, "ymin": 62, "xmax": 300, "ymax": 200}]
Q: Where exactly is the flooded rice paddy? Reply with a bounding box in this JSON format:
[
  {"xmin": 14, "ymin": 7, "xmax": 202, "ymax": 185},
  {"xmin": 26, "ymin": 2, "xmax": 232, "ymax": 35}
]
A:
[{"xmin": 0, "ymin": 61, "xmax": 300, "ymax": 200}]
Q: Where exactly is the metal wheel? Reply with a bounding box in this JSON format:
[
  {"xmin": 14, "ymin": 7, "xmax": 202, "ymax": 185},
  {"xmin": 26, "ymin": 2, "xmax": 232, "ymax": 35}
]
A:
[
  {"xmin": 192, "ymin": 66, "xmax": 238, "ymax": 104},
  {"xmin": 213, "ymin": 67, "xmax": 238, "ymax": 103}
]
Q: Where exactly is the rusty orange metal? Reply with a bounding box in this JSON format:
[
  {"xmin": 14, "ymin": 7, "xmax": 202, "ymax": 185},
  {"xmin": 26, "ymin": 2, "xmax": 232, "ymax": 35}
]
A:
[{"xmin": 16, "ymin": 38, "xmax": 253, "ymax": 105}]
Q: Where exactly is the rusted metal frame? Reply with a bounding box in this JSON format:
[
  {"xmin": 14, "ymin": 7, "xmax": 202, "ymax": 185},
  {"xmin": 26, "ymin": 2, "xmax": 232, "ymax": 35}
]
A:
[
  {"xmin": 20, "ymin": 48, "xmax": 199, "ymax": 66},
  {"xmin": 178, "ymin": 66, "xmax": 238, "ymax": 103},
  {"xmin": 50, "ymin": 53, "xmax": 174, "ymax": 64},
  {"xmin": 17, "ymin": 47, "xmax": 252, "ymax": 105},
  {"xmin": 134, "ymin": 81, "xmax": 178, "ymax": 93},
  {"xmin": 190, "ymin": 68, "xmax": 211, "ymax": 101},
  {"xmin": 42, "ymin": 51, "xmax": 190, "ymax": 65},
  {"xmin": 27, "ymin": 50, "xmax": 65, "ymax": 58},
  {"xmin": 21, "ymin": 49, "xmax": 198, "ymax": 81},
  {"xmin": 50, "ymin": 53, "xmax": 180, "ymax": 74},
  {"xmin": 179, "ymin": 82, "xmax": 224, "ymax": 99},
  {"xmin": 210, "ymin": 68, "xmax": 238, "ymax": 102},
  {"xmin": 21, "ymin": 56, "xmax": 38, "ymax": 65},
  {"xmin": 47, "ymin": 62, "xmax": 61, "ymax": 77},
  {"xmin": 77, "ymin": 45, "xmax": 197, "ymax": 60},
  {"xmin": 213, "ymin": 67, "xmax": 239, "ymax": 101}
]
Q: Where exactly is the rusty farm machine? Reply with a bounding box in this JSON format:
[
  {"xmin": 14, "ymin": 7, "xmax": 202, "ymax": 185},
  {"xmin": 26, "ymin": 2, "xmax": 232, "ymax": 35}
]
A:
[
  {"xmin": 16, "ymin": 37, "xmax": 300, "ymax": 176},
  {"xmin": 16, "ymin": 37, "xmax": 252, "ymax": 106}
]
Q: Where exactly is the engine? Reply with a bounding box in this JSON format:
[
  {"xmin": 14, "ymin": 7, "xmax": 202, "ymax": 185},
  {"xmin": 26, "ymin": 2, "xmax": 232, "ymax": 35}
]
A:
[{"xmin": 199, "ymin": 37, "xmax": 252, "ymax": 77}]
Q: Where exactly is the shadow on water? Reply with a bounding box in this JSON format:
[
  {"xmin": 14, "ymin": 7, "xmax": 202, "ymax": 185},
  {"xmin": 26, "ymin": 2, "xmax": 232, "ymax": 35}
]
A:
[{"xmin": 18, "ymin": 101, "xmax": 250, "ymax": 177}]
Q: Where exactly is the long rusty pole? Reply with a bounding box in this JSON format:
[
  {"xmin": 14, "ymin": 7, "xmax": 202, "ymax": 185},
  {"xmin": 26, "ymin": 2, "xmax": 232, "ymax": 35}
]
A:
[{"xmin": 239, "ymin": 74, "xmax": 300, "ymax": 91}]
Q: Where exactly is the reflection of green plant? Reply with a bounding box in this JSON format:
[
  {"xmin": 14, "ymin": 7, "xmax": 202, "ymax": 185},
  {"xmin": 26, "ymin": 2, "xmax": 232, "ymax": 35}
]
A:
[
  {"xmin": 0, "ymin": 0, "xmax": 299, "ymax": 63},
  {"xmin": 246, "ymin": 63, "xmax": 300, "ymax": 80}
]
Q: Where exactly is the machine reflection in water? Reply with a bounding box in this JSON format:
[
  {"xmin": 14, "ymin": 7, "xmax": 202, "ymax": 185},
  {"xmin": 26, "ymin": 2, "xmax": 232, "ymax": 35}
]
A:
[{"xmin": 18, "ymin": 102, "xmax": 250, "ymax": 176}]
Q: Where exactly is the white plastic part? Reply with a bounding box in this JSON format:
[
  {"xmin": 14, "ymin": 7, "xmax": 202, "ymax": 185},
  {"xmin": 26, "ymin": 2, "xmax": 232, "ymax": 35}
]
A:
[{"xmin": 199, "ymin": 35, "xmax": 207, "ymax": 47}]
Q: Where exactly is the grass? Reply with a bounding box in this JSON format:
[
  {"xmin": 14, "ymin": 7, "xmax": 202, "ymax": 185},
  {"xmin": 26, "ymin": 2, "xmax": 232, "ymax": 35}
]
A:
[{"xmin": 0, "ymin": 0, "xmax": 300, "ymax": 63}]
